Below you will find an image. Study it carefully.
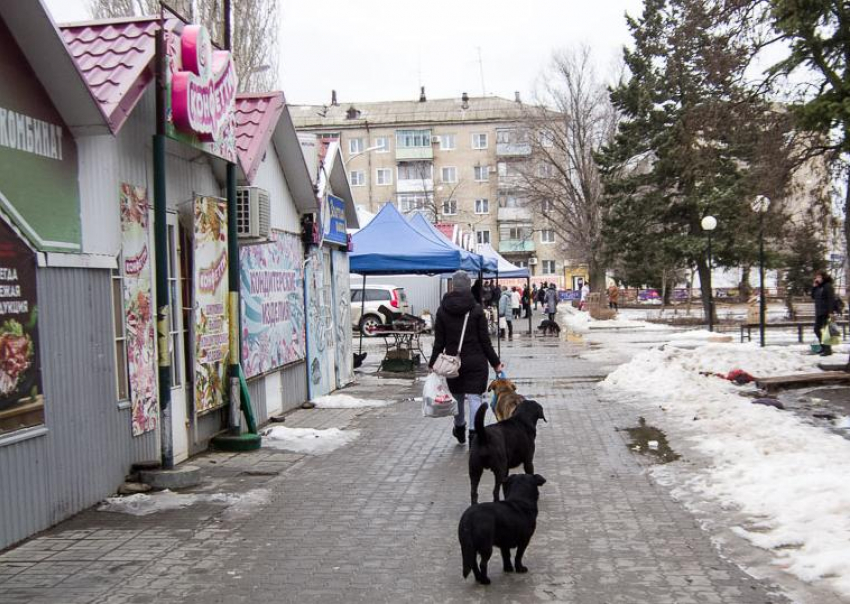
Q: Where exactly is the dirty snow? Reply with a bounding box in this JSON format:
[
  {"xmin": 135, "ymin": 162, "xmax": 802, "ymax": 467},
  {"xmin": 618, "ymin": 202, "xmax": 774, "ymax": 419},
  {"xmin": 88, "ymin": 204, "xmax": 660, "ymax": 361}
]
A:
[
  {"xmin": 261, "ymin": 426, "xmax": 360, "ymax": 454},
  {"xmin": 311, "ymin": 393, "xmax": 395, "ymax": 408},
  {"xmin": 98, "ymin": 489, "xmax": 270, "ymax": 516},
  {"xmin": 603, "ymin": 341, "xmax": 850, "ymax": 596}
]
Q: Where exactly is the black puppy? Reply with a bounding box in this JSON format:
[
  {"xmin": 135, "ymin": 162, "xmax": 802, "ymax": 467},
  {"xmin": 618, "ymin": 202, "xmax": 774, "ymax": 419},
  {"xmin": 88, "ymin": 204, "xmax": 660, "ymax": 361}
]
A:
[
  {"xmin": 536, "ymin": 319, "xmax": 561, "ymax": 336},
  {"xmin": 469, "ymin": 399, "xmax": 547, "ymax": 504},
  {"xmin": 459, "ymin": 473, "xmax": 547, "ymax": 585}
]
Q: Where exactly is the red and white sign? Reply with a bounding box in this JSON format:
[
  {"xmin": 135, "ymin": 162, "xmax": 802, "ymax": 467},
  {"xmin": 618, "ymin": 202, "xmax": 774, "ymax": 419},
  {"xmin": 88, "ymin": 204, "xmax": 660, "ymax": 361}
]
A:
[{"xmin": 167, "ymin": 24, "xmax": 238, "ymax": 162}]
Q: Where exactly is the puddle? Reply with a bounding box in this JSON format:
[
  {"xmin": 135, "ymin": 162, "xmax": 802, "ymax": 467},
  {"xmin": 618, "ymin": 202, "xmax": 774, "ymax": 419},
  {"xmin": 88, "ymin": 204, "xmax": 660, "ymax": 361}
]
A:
[
  {"xmin": 777, "ymin": 386, "xmax": 850, "ymax": 439},
  {"xmin": 621, "ymin": 417, "xmax": 680, "ymax": 464}
]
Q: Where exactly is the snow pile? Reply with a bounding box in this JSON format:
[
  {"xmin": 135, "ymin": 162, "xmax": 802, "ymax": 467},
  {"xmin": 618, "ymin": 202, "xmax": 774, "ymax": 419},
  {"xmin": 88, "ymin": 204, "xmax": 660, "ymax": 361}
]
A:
[
  {"xmin": 559, "ymin": 306, "xmax": 591, "ymax": 333},
  {"xmin": 261, "ymin": 426, "xmax": 359, "ymax": 454},
  {"xmin": 603, "ymin": 343, "xmax": 850, "ymax": 596},
  {"xmin": 311, "ymin": 393, "xmax": 394, "ymax": 408},
  {"xmin": 99, "ymin": 489, "xmax": 270, "ymax": 516}
]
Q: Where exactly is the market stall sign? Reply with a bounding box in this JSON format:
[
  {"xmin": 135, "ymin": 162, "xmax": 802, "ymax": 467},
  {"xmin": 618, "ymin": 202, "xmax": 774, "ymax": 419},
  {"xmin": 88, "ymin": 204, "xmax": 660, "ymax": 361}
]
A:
[
  {"xmin": 0, "ymin": 17, "xmax": 80, "ymax": 252},
  {"xmin": 166, "ymin": 24, "xmax": 238, "ymax": 163},
  {"xmin": 323, "ymin": 195, "xmax": 348, "ymax": 246},
  {"xmin": 0, "ymin": 217, "xmax": 42, "ymax": 435}
]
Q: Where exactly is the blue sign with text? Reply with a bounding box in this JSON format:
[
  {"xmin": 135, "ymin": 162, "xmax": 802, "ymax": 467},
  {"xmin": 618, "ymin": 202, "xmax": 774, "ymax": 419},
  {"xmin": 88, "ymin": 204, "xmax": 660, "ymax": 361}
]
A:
[{"xmin": 324, "ymin": 195, "xmax": 348, "ymax": 246}]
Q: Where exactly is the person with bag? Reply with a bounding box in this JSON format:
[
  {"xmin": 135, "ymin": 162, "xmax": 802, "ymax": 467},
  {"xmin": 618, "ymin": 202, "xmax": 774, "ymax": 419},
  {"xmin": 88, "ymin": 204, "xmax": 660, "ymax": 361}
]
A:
[
  {"xmin": 429, "ymin": 271, "xmax": 503, "ymax": 446},
  {"xmin": 544, "ymin": 283, "xmax": 558, "ymax": 322},
  {"xmin": 811, "ymin": 270, "xmax": 836, "ymax": 356},
  {"xmin": 498, "ymin": 285, "xmax": 513, "ymax": 339}
]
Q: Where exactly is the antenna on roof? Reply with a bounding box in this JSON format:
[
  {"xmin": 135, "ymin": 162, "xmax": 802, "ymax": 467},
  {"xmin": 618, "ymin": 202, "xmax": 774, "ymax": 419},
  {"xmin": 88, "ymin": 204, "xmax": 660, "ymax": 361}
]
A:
[{"xmin": 477, "ymin": 47, "xmax": 486, "ymax": 96}]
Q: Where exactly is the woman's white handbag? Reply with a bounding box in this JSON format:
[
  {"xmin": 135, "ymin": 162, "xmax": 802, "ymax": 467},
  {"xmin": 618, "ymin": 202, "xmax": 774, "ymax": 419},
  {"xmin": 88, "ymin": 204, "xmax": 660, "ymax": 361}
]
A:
[{"xmin": 431, "ymin": 312, "xmax": 469, "ymax": 378}]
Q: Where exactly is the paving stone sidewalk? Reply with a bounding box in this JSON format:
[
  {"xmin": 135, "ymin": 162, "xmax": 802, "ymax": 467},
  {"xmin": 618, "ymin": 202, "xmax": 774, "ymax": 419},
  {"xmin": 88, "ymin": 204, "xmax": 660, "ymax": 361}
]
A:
[{"xmin": 0, "ymin": 335, "xmax": 791, "ymax": 604}]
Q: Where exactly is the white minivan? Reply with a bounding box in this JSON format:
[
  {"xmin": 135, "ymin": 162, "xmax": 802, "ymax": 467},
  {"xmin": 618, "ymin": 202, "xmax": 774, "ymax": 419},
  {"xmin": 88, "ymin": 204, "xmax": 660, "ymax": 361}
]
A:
[{"xmin": 350, "ymin": 285, "xmax": 411, "ymax": 335}]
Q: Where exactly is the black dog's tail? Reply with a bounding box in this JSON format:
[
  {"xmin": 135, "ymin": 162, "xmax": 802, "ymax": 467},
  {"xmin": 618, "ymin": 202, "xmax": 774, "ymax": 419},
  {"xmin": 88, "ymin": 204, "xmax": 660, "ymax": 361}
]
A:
[
  {"xmin": 458, "ymin": 519, "xmax": 476, "ymax": 578},
  {"xmin": 474, "ymin": 403, "xmax": 488, "ymax": 445}
]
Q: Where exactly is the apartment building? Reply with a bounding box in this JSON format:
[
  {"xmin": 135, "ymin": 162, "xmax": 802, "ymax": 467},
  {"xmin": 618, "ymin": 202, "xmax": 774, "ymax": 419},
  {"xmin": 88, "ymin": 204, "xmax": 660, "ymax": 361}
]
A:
[{"xmin": 290, "ymin": 90, "xmax": 564, "ymax": 280}]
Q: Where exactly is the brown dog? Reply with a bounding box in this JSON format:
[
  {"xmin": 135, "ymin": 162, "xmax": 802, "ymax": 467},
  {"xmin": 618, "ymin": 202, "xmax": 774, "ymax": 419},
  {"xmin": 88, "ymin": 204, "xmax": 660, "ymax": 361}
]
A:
[{"xmin": 488, "ymin": 378, "xmax": 524, "ymax": 422}]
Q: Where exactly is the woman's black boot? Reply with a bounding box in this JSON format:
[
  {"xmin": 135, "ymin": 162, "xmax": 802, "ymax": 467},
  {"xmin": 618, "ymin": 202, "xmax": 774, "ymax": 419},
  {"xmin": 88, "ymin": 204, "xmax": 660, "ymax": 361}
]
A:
[{"xmin": 452, "ymin": 424, "xmax": 466, "ymax": 444}]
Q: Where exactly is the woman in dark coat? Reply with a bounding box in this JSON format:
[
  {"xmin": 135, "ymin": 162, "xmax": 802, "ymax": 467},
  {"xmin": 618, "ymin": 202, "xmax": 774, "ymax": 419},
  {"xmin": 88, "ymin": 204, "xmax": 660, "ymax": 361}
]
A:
[
  {"xmin": 429, "ymin": 271, "xmax": 503, "ymax": 445},
  {"xmin": 811, "ymin": 270, "xmax": 836, "ymax": 356}
]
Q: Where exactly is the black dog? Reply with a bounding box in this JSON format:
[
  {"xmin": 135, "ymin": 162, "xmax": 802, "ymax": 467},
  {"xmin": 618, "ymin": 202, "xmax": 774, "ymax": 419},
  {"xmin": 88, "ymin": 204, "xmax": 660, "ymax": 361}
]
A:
[
  {"xmin": 469, "ymin": 399, "xmax": 547, "ymax": 504},
  {"xmin": 459, "ymin": 473, "xmax": 547, "ymax": 585},
  {"xmin": 536, "ymin": 319, "xmax": 561, "ymax": 336}
]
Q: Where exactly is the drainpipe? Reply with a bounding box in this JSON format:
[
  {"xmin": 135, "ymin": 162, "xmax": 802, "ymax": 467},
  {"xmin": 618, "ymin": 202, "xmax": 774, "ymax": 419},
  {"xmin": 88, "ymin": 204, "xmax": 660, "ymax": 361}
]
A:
[{"xmin": 154, "ymin": 10, "xmax": 174, "ymax": 469}]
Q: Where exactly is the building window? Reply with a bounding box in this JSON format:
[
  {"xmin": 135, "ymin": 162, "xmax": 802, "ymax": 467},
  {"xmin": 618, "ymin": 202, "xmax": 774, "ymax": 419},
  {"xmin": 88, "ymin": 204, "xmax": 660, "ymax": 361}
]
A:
[
  {"xmin": 508, "ymin": 226, "xmax": 523, "ymax": 240},
  {"xmin": 542, "ymin": 260, "xmax": 556, "ymax": 274},
  {"xmin": 476, "ymin": 230, "xmax": 491, "ymax": 245},
  {"xmin": 475, "ymin": 198, "xmax": 489, "ymax": 214},
  {"xmin": 376, "ymin": 168, "xmax": 392, "ymax": 186},
  {"xmin": 499, "ymin": 193, "xmax": 519, "ymax": 208},
  {"xmin": 374, "ymin": 136, "xmax": 389, "ymax": 152},
  {"xmin": 497, "ymin": 162, "xmax": 507, "ymax": 177},
  {"xmin": 440, "ymin": 134, "xmax": 456, "ymax": 150},
  {"xmin": 541, "ymin": 199, "xmax": 555, "ymax": 212},
  {"xmin": 398, "ymin": 193, "xmax": 431, "ymax": 213},
  {"xmin": 537, "ymin": 162, "xmax": 554, "ymax": 178},
  {"xmin": 441, "ymin": 166, "xmax": 457, "ymax": 183},
  {"xmin": 349, "ymin": 138, "xmax": 364, "ymax": 154},
  {"xmin": 111, "ymin": 268, "xmax": 129, "ymax": 401},
  {"xmin": 539, "ymin": 130, "xmax": 555, "ymax": 147},
  {"xmin": 442, "ymin": 199, "xmax": 457, "ymax": 215},
  {"xmin": 350, "ymin": 170, "xmax": 365, "ymax": 186},
  {"xmin": 398, "ymin": 161, "xmax": 432, "ymax": 181},
  {"xmin": 396, "ymin": 129, "xmax": 432, "ymax": 148},
  {"xmin": 474, "ymin": 165, "xmax": 489, "ymax": 181},
  {"xmin": 514, "ymin": 260, "xmax": 528, "ymax": 269},
  {"xmin": 540, "ymin": 229, "xmax": 555, "ymax": 244},
  {"xmin": 472, "ymin": 133, "xmax": 488, "ymax": 149}
]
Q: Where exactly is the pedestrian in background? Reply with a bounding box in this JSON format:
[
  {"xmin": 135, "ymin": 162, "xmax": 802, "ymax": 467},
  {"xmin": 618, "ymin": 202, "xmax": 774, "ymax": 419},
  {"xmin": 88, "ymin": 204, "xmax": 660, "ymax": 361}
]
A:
[
  {"xmin": 532, "ymin": 283, "xmax": 539, "ymax": 310},
  {"xmin": 545, "ymin": 283, "xmax": 558, "ymax": 322},
  {"xmin": 522, "ymin": 286, "xmax": 531, "ymax": 318},
  {"xmin": 481, "ymin": 279, "xmax": 493, "ymax": 308},
  {"xmin": 499, "ymin": 285, "xmax": 514, "ymax": 339},
  {"xmin": 537, "ymin": 282, "xmax": 548, "ymax": 308},
  {"xmin": 471, "ymin": 278, "xmax": 483, "ymax": 305},
  {"xmin": 580, "ymin": 281, "xmax": 590, "ymax": 311},
  {"xmin": 811, "ymin": 270, "xmax": 836, "ymax": 356},
  {"xmin": 429, "ymin": 271, "xmax": 503, "ymax": 446},
  {"xmin": 607, "ymin": 282, "xmax": 620, "ymax": 311},
  {"xmin": 511, "ymin": 286, "xmax": 521, "ymax": 319}
]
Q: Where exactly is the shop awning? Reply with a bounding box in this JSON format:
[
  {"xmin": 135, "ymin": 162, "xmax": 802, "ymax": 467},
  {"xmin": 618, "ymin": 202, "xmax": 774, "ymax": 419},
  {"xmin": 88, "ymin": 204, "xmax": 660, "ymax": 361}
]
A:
[{"xmin": 477, "ymin": 244, "xmax": 530, "ymax": 278}]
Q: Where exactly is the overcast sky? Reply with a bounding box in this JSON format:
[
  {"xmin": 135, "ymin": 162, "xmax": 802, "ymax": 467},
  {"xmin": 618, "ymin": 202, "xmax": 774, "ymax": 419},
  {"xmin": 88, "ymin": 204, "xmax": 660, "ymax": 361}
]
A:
[{"xmin": 43, "ymin": 0, "xmax": 644, "ymax": 105}]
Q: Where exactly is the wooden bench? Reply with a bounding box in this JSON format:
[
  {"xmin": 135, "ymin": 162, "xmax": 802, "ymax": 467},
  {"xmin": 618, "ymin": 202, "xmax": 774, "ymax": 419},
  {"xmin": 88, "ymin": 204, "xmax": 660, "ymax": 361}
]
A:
[
  {"xmin": 739, "ymin": 320, "xmax": 849, "ymax": 343},
  {"xmin": 756, "ymin": 372, "xmax": 850, "ymax": 394}
]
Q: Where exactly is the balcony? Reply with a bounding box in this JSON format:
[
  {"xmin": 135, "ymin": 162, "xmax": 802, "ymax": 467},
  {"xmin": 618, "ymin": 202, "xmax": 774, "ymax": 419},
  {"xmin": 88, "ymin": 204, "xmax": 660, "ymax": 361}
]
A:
[
  {"xmin": 499, "ymin": 239, "xmax": 535, "ymax": 254},
  {"xmin": 396, "ymin": 178, "xmax": 433, "ymax": 194},
  {"xmin": 497, "ymin": 207, "xmax": 532, "ymax": 222},
  {"xmin": 396, "ymin": 146, "xmax": 434, "ymax": 161},
  {"xmin": 496, "ymin": 142, "xmax": 532, "ymax": 157}
]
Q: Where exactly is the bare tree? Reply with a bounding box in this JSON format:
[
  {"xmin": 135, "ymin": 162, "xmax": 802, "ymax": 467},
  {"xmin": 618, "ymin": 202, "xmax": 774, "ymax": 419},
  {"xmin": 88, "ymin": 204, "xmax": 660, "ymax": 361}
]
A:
[
  {"xmin": 88, "ymin": 0, "xmax": 279, "ymax": 92},
  {"xmin": 517, "ymin": 46, "xmax": 619, "ymax": 292}
]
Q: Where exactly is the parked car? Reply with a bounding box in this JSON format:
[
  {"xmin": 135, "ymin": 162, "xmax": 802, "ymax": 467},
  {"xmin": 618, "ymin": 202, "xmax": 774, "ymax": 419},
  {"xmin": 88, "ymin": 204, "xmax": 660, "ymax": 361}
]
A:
[{"xmin": 351, "ymin": 285, "xmax": 411, "ymax": 335}]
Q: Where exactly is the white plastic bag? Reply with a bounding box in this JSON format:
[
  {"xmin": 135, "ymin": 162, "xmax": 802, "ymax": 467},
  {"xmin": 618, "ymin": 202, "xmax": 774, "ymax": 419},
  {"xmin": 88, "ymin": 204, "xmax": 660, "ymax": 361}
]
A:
[{"xmin": 422, "ymin": 373, "xmax": 457, "ymax": 418}]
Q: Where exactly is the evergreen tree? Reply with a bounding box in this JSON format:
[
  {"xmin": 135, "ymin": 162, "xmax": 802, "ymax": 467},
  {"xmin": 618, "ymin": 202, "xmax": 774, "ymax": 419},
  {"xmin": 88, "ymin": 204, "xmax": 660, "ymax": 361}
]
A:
[{"xmin": 598, "ymin": 0, "xmax": 796, "ymax": 320}]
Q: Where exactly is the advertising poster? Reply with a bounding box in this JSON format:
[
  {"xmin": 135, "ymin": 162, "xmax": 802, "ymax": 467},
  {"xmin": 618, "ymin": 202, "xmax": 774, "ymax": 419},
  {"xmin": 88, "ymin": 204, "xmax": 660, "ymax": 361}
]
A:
[
  {"xmin": 193, "ymin": 196, "xmax": 229, "ymax": 415},
  {"xmin": 0, "ymin": 217, "xmax": 42, "ymax": 435},
  {"xmin": 323, "ymin": 195, "xmax": 348, "ymax": 246},
  {"xmin": 120, "ymin": 184, "xmax": 158, "ymax": 435},
  {"xmin": 240, "ymin": 233, "xmax": 305, "ymax": 378}
]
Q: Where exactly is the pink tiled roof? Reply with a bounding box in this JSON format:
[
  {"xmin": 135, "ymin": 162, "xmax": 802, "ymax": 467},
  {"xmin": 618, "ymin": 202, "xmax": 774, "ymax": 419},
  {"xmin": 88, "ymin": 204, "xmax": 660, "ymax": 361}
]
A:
[
  {"xmin": 235, "ymin": 92, "xmax": 285, "ymax": 183},
  {"xmin": 60, "ymin": 17, "xmax": 158, "ymax": 133}
]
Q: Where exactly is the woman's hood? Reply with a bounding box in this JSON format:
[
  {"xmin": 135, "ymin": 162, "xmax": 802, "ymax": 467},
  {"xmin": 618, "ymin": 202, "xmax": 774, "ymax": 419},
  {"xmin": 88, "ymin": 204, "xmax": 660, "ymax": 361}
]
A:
[{"xmin": 442, "ymin": 290, "xmax": 477, "ymax": 316}]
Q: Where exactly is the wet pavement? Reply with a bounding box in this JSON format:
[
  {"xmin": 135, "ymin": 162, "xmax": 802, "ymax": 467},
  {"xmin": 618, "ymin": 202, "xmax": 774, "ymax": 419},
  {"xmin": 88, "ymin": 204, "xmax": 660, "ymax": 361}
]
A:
[{"xmin": 0, "ymin": 328, "xmax": 800, "ymax": 603}]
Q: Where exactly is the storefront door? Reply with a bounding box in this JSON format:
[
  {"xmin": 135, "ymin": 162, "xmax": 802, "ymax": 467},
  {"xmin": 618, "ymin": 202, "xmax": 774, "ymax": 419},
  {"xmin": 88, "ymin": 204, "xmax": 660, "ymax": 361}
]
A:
[{"xmin": 166, "ymin": 213, "xmax": 190, "ymax": 462}]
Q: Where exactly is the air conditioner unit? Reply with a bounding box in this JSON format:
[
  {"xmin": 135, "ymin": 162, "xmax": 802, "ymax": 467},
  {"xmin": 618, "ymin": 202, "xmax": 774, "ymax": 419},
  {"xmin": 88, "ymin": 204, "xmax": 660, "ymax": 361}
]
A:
[
  {"xmin": 431, "ymin": 135, "xmax": 441, "ymax": 144},
  {"xmin": 236, "ymin": 187, "xmax": 270, "ymax": 239},
  {"xmin": 528, "ymin": 257, "xmax": 539, "ymax": 265}
]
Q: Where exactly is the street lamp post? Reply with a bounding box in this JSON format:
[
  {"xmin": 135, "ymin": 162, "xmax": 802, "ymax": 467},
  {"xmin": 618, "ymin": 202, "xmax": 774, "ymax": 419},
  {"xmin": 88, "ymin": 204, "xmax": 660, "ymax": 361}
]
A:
[
  {"xmin": 701, "ymin": 215, "xmax": 717, "ymax": 332},
  {"xmin": 751, "ymin": 196, "xmax": 771, "ymax": 347}
]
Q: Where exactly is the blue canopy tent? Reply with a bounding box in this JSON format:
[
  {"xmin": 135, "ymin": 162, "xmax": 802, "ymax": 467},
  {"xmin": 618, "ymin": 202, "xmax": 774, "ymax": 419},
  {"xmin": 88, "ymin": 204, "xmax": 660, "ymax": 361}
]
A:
[
  {"xmin": 350, "ymin": 203, "xmax": 471, "ymax": 275},
  {"xmin": 408, "ymin": 213, "xmax": 497, "ymax": 273},
  {"xmin": 351, "ymin": 203, "xmax": 503, "ymax": 355}
]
